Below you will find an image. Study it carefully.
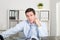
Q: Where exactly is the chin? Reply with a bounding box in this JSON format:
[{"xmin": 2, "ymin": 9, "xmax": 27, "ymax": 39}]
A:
[{"xmin": 30, "ymin": 21, "xmax": 34, "ymax": 24}]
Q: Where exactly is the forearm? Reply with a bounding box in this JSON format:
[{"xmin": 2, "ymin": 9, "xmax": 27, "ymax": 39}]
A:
[
  {"xmin": 1, "ymin": 22, "xmax": 24, "ymax": 38},
  {"xmin": 1, "ymin": 28, "xmax": 20, "ymax": 38},
  {"xmin": 0, "ymin": 28, "xmax": 17, "ymax": 38},
  {"xmin": 0, "ymin": 27, "xmax": 22, "ymax": 38}
]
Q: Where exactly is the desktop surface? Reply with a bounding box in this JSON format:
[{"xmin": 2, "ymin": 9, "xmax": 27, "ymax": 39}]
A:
[{"xmin": 5, "ymin": 36, "xmax": 60, "ymax": 40}]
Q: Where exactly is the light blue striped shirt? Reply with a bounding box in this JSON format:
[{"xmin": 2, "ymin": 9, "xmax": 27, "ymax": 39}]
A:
[{"xmin": 1, "ymin": 20, "xmax": 48, "ymax": 39}]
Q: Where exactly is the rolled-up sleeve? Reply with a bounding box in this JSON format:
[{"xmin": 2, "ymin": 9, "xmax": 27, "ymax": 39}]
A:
[
  {"xmin": 38, "ymin": 22, "xmax": 48, "ymax": 37},
  {"xmin": 0, "ymin": 21, "xmax": 24, "ymax": 38}
]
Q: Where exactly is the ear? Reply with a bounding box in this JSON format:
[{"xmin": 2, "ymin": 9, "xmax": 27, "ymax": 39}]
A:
[{"xmin": 35, "ymin": 15, "xmax": 37, "ymax": 18}]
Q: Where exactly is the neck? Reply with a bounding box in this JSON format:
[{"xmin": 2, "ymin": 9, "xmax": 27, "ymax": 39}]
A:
[{"xmin": 27, "ymin": 20, "xmax": 35, "ymax": 24}]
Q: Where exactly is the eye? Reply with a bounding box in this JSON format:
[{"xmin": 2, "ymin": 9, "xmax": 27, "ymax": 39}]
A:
[{"xmin": 26, "ymin": 15, "xmax": 29, "ymax": 17}]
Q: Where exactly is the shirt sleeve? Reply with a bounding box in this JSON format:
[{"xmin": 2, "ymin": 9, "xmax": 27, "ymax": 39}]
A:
[
  {"xmin": 0, "ymin": 21, "xmax": 24, "ymax": 38},
  {"xmin": 38, "ymin": 22, "xmax": 48, "ymax": 37}
]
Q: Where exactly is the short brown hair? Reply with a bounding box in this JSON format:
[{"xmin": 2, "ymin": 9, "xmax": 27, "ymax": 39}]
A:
[{"xmin": 25, "ymin": 8, "xmax": 36, "ymax": 15}]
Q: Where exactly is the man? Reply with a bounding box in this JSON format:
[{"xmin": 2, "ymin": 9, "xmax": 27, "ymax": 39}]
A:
[{"xmin": 0, "ymin": 8, "xmax": 48, "ymax": 40}]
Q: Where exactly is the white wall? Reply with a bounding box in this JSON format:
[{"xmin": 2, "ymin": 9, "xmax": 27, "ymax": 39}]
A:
[
  {"xmin": 8, "ymin": 0, "xmax": 50, "ymax": 10},
  {"xmin": 0, "ymin": 0, "xmax": 9, "ymax": 30},
  {"xmin": 50, "ymin": 0, "xmax": 60, "ymax": 36},
  {"xmin": 56, "ymin": 2, "xmax": 60, "ymax": 36},
  {"xmin": 0, "ymin": 0, "xmax": 50, "ymax": 30},
  {"xmin": 50, "ymin": 0, "xmax": 57, "ymax": 36},
  {"xmin": 57, "ymin": 0, "xmax": 60, "ymax": 3}
]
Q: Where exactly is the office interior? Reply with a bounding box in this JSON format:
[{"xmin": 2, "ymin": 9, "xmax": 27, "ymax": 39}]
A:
[{"xmin": 0, "ymin": 0, "xmax": 60, "ymax": 40}]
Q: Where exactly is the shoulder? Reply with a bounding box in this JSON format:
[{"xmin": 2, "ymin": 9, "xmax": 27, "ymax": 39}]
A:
[
  {"xmin": 18, "ymin": 20, "xmax": 27, "ymax": 24},
  {"xmin": 38, "ymin": 21, "xmax": 47, "ymax": 29},
  {"xmin": 15, "ymin": 20, "xmax": 27, "ymax": 27},
  {"xmin": 41, "ymin": 22, "xmax": 46, "ymax": 26}
]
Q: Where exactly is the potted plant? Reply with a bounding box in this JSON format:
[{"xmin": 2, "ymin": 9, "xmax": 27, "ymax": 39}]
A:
[{"xmin": 37, "ymin": 3, "xmax": 43, "ymax": 9}]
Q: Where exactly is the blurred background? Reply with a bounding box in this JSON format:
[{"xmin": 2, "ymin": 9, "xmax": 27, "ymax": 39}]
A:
[{"xmin": 0, "ymin": 0, "xmax": 60, "ymax": 39}]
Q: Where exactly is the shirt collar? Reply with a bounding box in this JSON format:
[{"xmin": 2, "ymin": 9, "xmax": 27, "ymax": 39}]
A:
[{"xmin": 26, "ymin": 20, "xmax": 36, "ymax": 26}]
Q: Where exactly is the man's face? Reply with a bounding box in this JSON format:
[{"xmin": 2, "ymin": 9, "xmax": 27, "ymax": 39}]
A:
[{"xmin": 26, "ymin": 11, "xmax": 36, "ymax": 24}]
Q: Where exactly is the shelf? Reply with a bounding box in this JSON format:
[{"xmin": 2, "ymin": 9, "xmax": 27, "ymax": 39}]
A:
[{"xmin": 8, "ymin": 9, "xmax": 50, "ymax": 35}]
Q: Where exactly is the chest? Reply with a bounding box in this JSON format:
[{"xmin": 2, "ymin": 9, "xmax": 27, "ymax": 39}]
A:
[{"xmin": 23, "ymin": 24, "xmax": 37, "ymax": 33}]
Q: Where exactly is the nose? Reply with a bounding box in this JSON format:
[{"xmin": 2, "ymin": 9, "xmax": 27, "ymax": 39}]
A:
[{"xmin": 28, "ymin": 16, "xmax": 32, "ymax": 20}]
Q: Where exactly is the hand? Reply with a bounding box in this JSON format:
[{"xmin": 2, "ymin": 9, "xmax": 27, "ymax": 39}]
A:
[
  {"xmin": 0, "ymin": 35, "xmax": 4, "ymax": 40},
  {"xmin": 31, "ymin": 38, "xmax": 36, "ymax": 40},
  {"xmin": 34, "ymin": 18, "xmax": 41, "ymax": 27}
]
